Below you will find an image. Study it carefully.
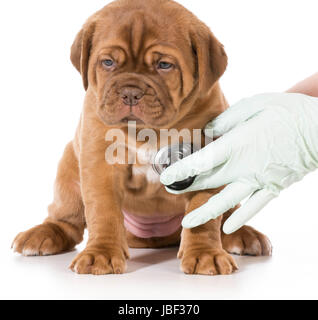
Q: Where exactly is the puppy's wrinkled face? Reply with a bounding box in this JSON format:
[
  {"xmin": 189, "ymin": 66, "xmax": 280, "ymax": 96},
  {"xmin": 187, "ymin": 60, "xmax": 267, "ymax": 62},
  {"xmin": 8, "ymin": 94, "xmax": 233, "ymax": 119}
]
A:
[
  {"xmin": 71, "ymin": 0, "xmax": 228, "ymax": 128},
  {"xmin": 93, "ymin": 15, "xmax": 195, "ymax": 127}
]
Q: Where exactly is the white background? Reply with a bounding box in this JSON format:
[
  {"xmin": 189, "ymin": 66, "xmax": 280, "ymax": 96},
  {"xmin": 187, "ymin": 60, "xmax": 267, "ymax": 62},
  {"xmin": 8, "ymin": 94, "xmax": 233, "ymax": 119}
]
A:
[{"xmin": 0, "ymin": 0, "xmax": 318, "ymax": 300}]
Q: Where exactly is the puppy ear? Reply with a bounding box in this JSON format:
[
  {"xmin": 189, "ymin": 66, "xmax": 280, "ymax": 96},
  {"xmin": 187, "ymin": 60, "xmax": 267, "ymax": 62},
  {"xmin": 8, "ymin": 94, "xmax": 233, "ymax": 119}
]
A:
[
  {"xmin": 70, "ymin": 22, "xmax": 96, "ymax": 91},
  {"xmin": 191, "ymin": 26, "xmax": 228, "ymax": 94}
]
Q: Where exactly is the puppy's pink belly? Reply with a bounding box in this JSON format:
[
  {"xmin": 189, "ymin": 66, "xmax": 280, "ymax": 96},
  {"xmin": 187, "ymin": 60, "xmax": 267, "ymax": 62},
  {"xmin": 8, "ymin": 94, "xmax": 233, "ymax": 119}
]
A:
[{"xmin": 123, "ymin": 211, "xmax": 184, "ymax": 238}]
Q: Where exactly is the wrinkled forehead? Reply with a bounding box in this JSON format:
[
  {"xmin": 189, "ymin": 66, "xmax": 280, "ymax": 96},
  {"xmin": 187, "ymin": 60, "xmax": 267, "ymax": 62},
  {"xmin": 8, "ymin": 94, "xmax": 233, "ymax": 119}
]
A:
[{"xmin": 92, "ymin": 10, "xmax": 192, "ymax": 62}]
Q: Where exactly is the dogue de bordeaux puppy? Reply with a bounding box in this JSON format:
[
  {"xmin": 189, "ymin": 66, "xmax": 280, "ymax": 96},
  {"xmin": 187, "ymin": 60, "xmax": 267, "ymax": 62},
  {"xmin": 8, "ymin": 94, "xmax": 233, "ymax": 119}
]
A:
[{"xmin": 12, "ymin": 0, "xmax": 271, "ymax": 275}]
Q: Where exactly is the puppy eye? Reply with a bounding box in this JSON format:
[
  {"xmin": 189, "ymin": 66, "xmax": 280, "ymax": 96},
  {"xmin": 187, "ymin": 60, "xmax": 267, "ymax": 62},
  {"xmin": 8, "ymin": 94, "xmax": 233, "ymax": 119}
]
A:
[
  {"xmin": 157, "ymin": 61, "xmax": 173, "ymax": 70},
  {"xmin": 102, "ymin": 59, "xmax": 115, "ymax": 68}
]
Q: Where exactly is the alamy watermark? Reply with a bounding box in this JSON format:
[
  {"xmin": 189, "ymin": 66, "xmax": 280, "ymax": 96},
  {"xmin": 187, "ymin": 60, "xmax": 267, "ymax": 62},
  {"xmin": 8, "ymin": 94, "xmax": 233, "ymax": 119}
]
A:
[{"xmin": 105, "ymin": 121, "xmax": 213, "ymax": 165}]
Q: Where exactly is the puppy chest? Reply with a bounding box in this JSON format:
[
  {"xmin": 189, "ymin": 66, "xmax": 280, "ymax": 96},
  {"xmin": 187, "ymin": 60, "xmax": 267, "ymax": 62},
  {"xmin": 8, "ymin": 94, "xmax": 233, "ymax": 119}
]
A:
[
  {"xmin": 128, "ymin": 145, "xmax": 161, "ymax": 186},
  {"xmin": 132, "ymin": 164, "xmax": 160, "ymax": 184}
]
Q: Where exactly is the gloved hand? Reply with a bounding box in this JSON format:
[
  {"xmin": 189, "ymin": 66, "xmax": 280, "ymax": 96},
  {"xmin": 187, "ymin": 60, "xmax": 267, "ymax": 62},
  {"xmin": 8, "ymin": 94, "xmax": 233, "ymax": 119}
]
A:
[{"xmin": 160, "ymin": 93, "xmax": 318, "ymax": 234}]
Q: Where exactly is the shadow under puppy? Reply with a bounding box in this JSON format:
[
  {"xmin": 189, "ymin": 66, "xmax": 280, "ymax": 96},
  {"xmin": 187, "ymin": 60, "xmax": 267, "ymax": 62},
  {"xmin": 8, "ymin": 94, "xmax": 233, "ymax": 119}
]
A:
[{"xmin": 12, "ymin": 0, "xmax": 271, "ymax": 275}]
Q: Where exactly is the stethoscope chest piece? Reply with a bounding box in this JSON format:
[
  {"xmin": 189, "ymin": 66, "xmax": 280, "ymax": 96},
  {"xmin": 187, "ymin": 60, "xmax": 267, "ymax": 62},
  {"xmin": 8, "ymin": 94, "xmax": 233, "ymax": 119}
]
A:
[{"xmin": 153, "ymin": 143, "xmax": 197, "ymax": 191}]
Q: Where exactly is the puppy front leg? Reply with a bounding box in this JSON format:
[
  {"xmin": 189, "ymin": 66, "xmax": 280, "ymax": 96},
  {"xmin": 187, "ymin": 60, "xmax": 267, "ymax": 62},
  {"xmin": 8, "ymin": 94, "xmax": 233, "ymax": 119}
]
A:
[
  {"xmin": 70, "ymin": 122, "xmax": 128, "ymax": 275},
  {"xmin": 178, "ymin": 192, "xmax": 238, "ymax": 275}
]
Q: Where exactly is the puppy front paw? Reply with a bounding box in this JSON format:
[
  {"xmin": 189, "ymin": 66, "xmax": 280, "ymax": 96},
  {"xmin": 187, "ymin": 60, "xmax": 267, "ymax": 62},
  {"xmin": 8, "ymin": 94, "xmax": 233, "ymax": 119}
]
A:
[
  {"xmin": 180, "ymin": 248, "xmax": 238, "ymax": 275},
  {"xmin": 69, "ymin": 246, "xmax": 128, "ymax": 275}
]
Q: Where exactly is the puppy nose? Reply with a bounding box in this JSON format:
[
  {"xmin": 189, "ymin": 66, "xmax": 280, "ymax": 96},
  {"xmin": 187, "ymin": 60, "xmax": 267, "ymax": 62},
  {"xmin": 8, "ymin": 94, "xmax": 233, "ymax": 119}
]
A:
[{"xmin": 119, "ymin": 87, "xmax": 144, "ymax": 106}]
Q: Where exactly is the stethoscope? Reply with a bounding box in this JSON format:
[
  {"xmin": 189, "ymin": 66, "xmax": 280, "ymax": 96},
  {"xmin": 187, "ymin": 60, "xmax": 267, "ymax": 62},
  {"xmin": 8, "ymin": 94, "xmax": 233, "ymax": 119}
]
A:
[{"xmin": 152, "ymin": 143, "xmax": 198, "ymax": 191}]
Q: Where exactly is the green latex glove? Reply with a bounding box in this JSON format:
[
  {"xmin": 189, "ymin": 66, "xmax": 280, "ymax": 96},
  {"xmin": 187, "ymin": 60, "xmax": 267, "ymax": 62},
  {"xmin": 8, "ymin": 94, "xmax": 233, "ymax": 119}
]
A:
[{"xmin": 160, "ymin": 93, "xmax": 318, "ymax": 234}]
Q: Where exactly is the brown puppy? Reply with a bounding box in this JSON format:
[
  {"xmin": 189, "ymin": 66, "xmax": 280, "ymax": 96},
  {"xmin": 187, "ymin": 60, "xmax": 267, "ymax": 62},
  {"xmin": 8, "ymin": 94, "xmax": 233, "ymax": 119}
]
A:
[{"xmin": 12, "ymin": 0, "xmax": 271, "ymax": 275}]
